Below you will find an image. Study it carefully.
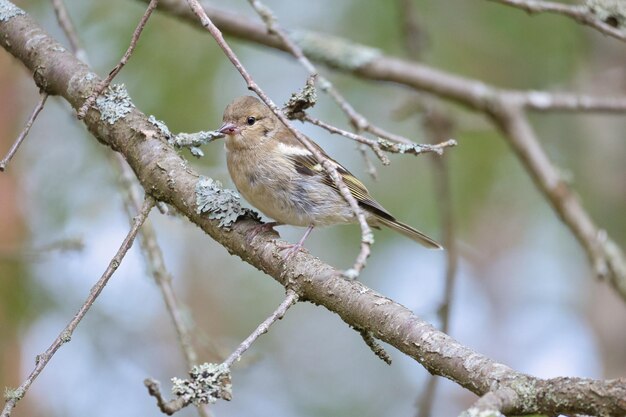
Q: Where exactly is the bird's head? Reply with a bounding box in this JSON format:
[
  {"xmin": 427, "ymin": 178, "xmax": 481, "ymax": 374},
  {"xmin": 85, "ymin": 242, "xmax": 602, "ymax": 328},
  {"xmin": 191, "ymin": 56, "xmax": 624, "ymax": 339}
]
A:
[{"xmin": 218, "ymin": 96, "xmax": 277, "ymax": 151}]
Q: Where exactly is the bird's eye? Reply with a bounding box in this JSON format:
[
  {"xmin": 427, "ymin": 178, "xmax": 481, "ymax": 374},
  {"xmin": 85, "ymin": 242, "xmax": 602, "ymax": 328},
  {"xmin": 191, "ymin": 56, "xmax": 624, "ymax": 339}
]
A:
[{"xmin": 247, "ymin": 116, "xmax": 256, "ymax": 126}]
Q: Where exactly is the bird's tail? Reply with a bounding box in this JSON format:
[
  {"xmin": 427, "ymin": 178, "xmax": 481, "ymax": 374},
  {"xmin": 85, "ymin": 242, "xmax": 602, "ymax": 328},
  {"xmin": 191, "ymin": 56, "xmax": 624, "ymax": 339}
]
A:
[{"xmin": 374, "ymin": 215, "xmax": 443, "ymax": 249}]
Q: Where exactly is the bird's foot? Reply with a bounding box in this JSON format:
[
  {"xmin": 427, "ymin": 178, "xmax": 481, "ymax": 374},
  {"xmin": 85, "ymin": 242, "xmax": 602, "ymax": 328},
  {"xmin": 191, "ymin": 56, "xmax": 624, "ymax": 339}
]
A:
[
  {"xmin": 274, "ymin": 225, "xmax": 315, "ymax": 260},
  {"xmin": 275, "ymin": 241, "xmax": 305, "ymax": 260},
  {"xmin": 246, "ymin": 222, "xmax": 280, "ymax": 243}
]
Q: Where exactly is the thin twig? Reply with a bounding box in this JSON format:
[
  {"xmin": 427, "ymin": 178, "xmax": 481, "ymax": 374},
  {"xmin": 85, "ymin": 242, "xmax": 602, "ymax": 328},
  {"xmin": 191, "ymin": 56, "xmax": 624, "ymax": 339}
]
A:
[
  {"xmin": 112, "ymin": 153, "xmax": 200, "ymax": 367},
  {"xmin": 398, "ymin": 0, "xmax": 428, "ymax": 59},
  {"xmin": 1, "ymin": 197, "xmax": 155, "ymax": 417},
  {"xmin": 0, "ymin": 92, "xmax": 48, "ymax": 172},
  {"xmin": 224, "ymin": 290, "xmax": 298, "ymax": 367},
  {"xmin": 358, "ymin": 330, "xmax": 392, "ymax": 365},
  {"xmin": 303, "ymin": 113, "xmax": 456, "ymax": 159},
  {"xmin": 112, "ymin": 155, "xmax": 216, "ymax": 417},
  {"xmin": 50, "ymin": 0, "xmax": 88, "ymax": 62},
  {"xmin": 184, "ymin": 0, "xmax": 374, "ymax": 277},
  {"xmin": 145, "ymin": 378, "xmax": 188, "ymax": 415},
  {"xmin": 415, "ymin": 106, "xmax": 459, "ymax": 417},
  {"xmin": 396, "ymin": 1, "xmax": 460, "ymax": 414},
  {"xmin": 358, "ymin": 144, "xmax": 379, "ymax": 180},
  {"xmin": 302, "ymin": 114, "xmax": 389, "ymax": 164},
  {"xmin": 247, "ymin": 0, "xmax": 417, "ymax": 149},
  {"xmin": 76, "ymin": 0, "xmax": 159, "ymax": 119},
  {"xmin": 489, "ymin": 0, "xmax": 626, "ymax": 43},
  {"xmin": 144, "ymin": 290, "xmax": 298, "ymax": 415},
  {"xmin": 0, "ymin": 237, "xmax": 83, "ymax": 262}
]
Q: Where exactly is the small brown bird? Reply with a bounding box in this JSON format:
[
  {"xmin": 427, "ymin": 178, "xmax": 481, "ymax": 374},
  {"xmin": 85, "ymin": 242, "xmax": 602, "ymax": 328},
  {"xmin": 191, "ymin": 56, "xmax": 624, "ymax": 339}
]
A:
[{"xmin": 215, "ymin": 96, "xmax": 442, "ymax": 255}]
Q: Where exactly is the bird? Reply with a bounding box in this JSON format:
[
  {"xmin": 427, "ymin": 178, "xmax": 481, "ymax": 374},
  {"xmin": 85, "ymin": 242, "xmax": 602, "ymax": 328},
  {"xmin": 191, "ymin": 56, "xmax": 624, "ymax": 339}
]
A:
[{"xmin": 213, "ymin": 96, "xmax": 442, "ymax": 257}]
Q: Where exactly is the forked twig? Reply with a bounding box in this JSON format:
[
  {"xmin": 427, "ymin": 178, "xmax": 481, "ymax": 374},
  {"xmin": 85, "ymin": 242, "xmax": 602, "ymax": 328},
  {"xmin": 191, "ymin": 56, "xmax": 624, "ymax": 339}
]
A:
[{"xmin": 144, "ymin": 290, "xmax": 299, "ymax": 414}]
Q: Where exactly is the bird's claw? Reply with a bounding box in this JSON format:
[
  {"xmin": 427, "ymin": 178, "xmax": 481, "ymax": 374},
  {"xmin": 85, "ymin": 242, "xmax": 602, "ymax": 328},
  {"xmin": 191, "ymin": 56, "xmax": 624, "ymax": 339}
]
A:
[
  {"xmin": 246, "ymin": 222, "xmax": 280, "ymax": 244},
  {"xmin": 275, "ymin": 241, "xmax": 305, "ymax": 260}
]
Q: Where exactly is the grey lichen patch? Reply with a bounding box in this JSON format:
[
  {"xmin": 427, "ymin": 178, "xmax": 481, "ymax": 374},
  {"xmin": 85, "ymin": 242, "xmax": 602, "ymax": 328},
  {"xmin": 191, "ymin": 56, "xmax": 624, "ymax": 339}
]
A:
[
  {"xmin": 586, "ymin": 0, "xmax": 626, "ymax": 28},
  {"xmin": 68, "ymin": 72, "xmax": 98, "ymax": 99},
  {"xmin": 171, "ymin": 363, "xmax": 232, "ymax": 406},
  {"xmin": 172, "ymin": 130, "xmax": 222, "ymax": 158},
  {"xmin": 4, "ymin": 386, "xmax": 25, "ymax": 401},
  {"xmin": 377, "ymin": 138, "xmax": 457, "ymax": 156},
  {"xmin": 0, "ymin": 0, "xmax": 25, "ymax": 22},
  {"xmin": 148, "ymin": 115, "xmax": 172, "ymax": 140},
  {"xmin": 459, "ymin": 408, "xmax": 505, "ymax": 417},
  {"xmin": 283, "ymin": 75, "xmax": 317, "ymax": 119},
  {"xmin": 95, "ymin": 84, "xmax": 134, "ymax": 125},
  {"xmin": 290, "ymin": 30, "xmax": 381, "ymax": 71},
  {"xmin": 196, "ymin": 177, "xmax": 260, "ymax": 228},
  {"xmin": 342, "ymin": 268, "xmax": 359, "ymax": 279},
  {"xmin": 60, "ymin": 330, "xmax": 72, "ymax": 343}
]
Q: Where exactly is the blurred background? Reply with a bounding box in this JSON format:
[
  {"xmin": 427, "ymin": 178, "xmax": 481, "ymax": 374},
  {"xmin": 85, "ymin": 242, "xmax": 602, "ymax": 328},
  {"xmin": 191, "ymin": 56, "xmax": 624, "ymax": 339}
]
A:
[{"xmin": 1, "ymin": 0, "xmax": 625, "ymax": 416}]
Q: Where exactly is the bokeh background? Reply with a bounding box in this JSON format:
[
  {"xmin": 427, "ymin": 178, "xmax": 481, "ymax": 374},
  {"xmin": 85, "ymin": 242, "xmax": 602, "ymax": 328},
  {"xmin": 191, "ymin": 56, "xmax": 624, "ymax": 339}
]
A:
[{"xmin": 1, "ymin": 1, "xmax": 625, "ymax": 416}]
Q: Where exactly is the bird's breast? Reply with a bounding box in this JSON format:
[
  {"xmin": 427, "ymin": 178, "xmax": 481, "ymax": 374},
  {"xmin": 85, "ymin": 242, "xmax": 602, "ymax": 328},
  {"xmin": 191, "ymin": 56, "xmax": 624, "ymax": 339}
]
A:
[{"xmin": 226, "ymin": 148, "xmax": 355, "ymax": 227}]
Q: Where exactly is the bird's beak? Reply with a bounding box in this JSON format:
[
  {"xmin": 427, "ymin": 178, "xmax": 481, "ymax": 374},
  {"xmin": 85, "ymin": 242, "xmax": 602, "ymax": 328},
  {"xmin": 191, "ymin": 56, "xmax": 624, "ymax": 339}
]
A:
[{"xmin": 218, "ymin": 122, "xmax": 237, "ymax": 136}]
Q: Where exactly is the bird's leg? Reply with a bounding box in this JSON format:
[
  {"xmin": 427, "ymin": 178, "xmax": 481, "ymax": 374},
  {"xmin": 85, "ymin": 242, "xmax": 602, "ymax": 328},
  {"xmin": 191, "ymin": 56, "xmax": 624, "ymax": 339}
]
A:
[
  {"xmin": 246, "ymin": 221, "xmax": 281, "ymax": 243},
  {"xmin": 276, "ymin": 225, "xmax": 315, "ymax": 259}
]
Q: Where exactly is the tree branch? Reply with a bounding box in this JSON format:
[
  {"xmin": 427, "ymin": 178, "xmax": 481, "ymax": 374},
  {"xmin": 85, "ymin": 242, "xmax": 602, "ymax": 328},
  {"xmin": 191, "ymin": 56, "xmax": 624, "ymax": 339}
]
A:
[
  {"xmin": 142, "ymin": 0, "xmax": 626, "ymax": 113},
  {"xmin": 491, "ymin": 103, "xmax": 626, "ymax": 298},
  {"xmin": 489, "ymin": 0, "xmax": 626, "ymax": 43}
]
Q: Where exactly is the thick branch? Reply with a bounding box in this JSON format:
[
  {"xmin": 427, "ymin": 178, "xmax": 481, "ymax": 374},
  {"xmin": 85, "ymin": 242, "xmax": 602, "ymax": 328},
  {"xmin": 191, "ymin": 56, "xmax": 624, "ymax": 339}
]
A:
[
  {"xmin": 491, "ymin": 103, "xmax": 626, "ymax": 298},
  {"xmin": 144, "ymin": 0, "xmax": 626, "ymax": 113},
  {"xmin": 489, "ymin": 0, "xmax": 626, "ymax": 43},
  {"xmin": 1, "ymin": 4, "xmax": 624, "ymax": 417}
]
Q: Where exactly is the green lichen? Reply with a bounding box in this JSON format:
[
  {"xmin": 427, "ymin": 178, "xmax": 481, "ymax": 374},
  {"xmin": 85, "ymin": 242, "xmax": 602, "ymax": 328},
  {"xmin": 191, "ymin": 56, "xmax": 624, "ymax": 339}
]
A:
[
  {"xmin": 586, "ymin": 0, "xmax": 626, "ymax": 28},
  {"xmin": 60, "ymin": 330, "xmax": 72, "ymax": 343},
  {"xmin": 4, "ymin": 386, "xmax": 25, "ymax": 401},
  {"xmin": 0, "ymin": 0, "xmax": 25, "ymax": 22},
  {"xmin": 95, "ymin": 84, "xmax": 134, "ymax": 125},
  {"xmin": 290, "ymin": 30, "xmax": 381, "ymax": 71},
  {"xmin": 171, "ymin": 363, "xmax": 232, "ymax": 405},
  {"xmin": 195, "ymin": 177, "xmax": 260, "ymax": 228}
]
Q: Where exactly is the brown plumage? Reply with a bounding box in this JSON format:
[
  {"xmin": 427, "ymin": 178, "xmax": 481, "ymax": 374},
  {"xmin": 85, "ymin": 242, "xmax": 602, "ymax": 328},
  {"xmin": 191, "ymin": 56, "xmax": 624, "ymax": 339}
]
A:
[{"xmin": 215, "ymin": 96, "xmax": 442, "ymax": 252}]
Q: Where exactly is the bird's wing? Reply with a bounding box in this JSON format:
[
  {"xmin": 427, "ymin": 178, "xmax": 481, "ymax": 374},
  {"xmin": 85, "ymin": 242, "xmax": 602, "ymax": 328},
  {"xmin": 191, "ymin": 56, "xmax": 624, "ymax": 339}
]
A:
[{"xmin": 286, "ymin": 147, "xmax": 395, "ymax": 221}]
